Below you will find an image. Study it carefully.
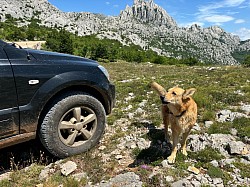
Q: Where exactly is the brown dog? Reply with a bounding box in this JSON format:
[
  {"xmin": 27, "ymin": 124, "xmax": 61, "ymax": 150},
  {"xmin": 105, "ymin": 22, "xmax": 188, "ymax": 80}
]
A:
[{"xmin": 151, "ymin": 82, "xmax": 197, "ymax": 163}]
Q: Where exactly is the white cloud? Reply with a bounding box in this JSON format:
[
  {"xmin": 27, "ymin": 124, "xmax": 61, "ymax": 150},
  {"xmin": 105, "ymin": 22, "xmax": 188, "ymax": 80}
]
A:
[
  {"xmin": 105, "ymin": 2, "xmax": 110, "ymax": 5},
  {"xmin": 224, "ymin": 0, "xmax": 246, "ymax": 6},
  {"xmin": 203, "ymin": 15, "xmax": 234, "ymax": 23},
  {"xmin": 196, "ymin": 0, "xmax": 247, "ymax": 25},
  {"xmin": 199, "ymin": 0, "xmax": 246, "ymax": 12},
  {"xmin": 234, "ymin": 19, "xmax": 245, "ymax": 23},
  {"xmin": 226, "ymin": 11, "xmax": 239, "ymax": 15},
  {"xmin": 233, "ymin": 28, "xmax": 250, "ymax": 40},
  {"xmin": 113, "ymin": 4, "xmax": 119, "ymax": 8}
]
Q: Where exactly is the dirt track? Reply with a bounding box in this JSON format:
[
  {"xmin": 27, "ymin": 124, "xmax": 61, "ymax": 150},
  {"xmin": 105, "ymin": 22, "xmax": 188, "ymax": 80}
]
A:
[{"xmin": 15, "ymin": 41, "xmax": 46, "ymax": 49}]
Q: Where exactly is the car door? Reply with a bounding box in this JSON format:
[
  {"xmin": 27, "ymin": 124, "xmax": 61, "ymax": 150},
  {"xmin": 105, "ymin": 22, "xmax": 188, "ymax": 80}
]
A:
[
  {"xmin": 0, "ymin": 47, "xmax": 19, "ymax": 139},
  {"xmin": 3, "ymin": 44, "xmax": 42, "ymax": 134}
]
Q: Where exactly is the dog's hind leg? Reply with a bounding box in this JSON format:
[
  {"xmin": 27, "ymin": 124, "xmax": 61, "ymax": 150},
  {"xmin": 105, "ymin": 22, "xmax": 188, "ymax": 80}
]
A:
[{"xmin": 180, "ymin": 128, "xmax": 192, "ymax": 156}]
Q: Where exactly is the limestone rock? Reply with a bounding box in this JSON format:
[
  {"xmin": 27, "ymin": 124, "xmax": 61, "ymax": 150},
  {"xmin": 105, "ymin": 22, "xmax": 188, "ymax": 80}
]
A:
[
  {"xmin": 216, "ymin": 110, "xmax": 248, "ymax": 122},
  {"xmin": 39, "ymin": 168, "xmax": 50, "ymax": 181},
  {"xmin": 60, "ymin": 161, "xmax": 77, "ymax": 176},
  {"xmin": 187, "ymin": 133, "xmax": 236, "ymax": 156},
  {"xmin": 219, "ymin": 158, "xmax": 235, "ymax": 167},
  {"xmin": 172, "ymin": 178, "xmax": 191, "ymax": 187},
  {"xmin": 161, "ymin": 160, "xmax": 169, "ymax": 168},
  {"xmin": 120, "ymin": 0, "xmax": 177, "ymax": 28},
  {"xmin": 228, "ymin": 141, "xmax": 249, "ymax": 155},
  {"xmin": 97, "ymin": 172, "xmax": 143, "ymax": 187},
  {"xmin": 243, "ymin": 154, "xmax": 250, "ymax": 161},
  {"xmin": 241, "ymin": 105, "xmax": 250, "ymax": 115},
  {"xmin": 72, "ymin": 172, "xmax": 88, "ymax": 182},
  {"xmin": 0, "ymin": 171, "xmax": 12, "ymax": 182},
  {"xmin": 187, "ymin": 166, "xmax": 200, "ymax": 175},
  {"xmin": 204, "ymin": 121, "xmax": 213, "ymax": 128}
]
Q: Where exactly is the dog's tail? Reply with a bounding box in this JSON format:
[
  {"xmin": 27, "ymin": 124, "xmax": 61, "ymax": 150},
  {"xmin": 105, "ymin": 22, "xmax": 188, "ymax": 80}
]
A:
[{"xmin": 150, "ymin": 82, "xmax": 166, "ymax": 96}]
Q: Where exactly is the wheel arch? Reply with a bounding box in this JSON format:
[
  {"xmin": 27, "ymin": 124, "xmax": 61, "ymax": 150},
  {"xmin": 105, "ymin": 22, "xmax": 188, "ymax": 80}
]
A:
[{"xmin": 37, "ymin": 85, "xmax": 108, "ymax": 134}]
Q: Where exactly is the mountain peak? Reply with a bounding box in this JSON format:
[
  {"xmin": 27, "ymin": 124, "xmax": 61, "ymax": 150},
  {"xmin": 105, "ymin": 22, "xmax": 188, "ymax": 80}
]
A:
[
  {"xmin": 134, "ymin": 0, "xmax": 153, "ymax": 4},
  {"xmin": 134, "ymin": 0, "xmax": 141, "ymax": 4},
  {"xmin": 120, "ymin": 0, "xmax": 177, "ymax": 28}
]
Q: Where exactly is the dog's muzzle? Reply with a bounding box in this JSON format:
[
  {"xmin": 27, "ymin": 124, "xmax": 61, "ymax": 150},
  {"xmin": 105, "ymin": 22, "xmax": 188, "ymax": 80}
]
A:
[{"xmin": 160, "ymin": 96, "xmax": 169, "ymax": 104}]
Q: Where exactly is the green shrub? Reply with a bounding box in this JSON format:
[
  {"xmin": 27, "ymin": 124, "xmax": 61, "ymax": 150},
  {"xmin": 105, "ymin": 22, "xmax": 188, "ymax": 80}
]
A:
[
  {"xmin": 207, "ymin": 122, "xmax": 231, "ymax": 135},
  {"xmin": 202, "ymin": 110, "xmax": 215, "ymax": 122},
  {"xmin": 189, "ymin": 147, "xmax": 225, "ymax": 166},
  {"xmin": 233, "ymin": 162, "xmax": 250, "ymax": 178},
  {"xmin": 208, "ymin": 118, "xmax": 250, "ymax": 140},
  {"xmin": 233, "ymin": 118, "xmax": 250, "ymax": 138},
  {"xmin": 152, "ymin": 56, "xmax": 167, "ymax": 64},
  {"xmin": 207, "ymin": 165, "xmax": 223, "ymax": 178}
]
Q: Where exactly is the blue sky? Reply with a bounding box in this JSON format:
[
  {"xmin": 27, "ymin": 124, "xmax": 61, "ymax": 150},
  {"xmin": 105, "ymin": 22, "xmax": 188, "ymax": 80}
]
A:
[{"xmin": 47, "ymin": 0, "xmax": 250, "ymax": 41}]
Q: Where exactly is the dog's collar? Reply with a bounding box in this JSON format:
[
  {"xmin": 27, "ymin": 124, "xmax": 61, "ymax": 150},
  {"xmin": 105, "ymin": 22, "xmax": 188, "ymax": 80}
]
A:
[{"xmin": 169, "ymin": 110, "xmax": 186, "ymax": 117}]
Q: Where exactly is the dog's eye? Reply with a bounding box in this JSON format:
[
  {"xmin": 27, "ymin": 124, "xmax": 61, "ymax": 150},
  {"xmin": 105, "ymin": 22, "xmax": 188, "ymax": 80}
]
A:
[{"xmin": 172, "ymin": 92, "xmax": 176, "ymax": 95}]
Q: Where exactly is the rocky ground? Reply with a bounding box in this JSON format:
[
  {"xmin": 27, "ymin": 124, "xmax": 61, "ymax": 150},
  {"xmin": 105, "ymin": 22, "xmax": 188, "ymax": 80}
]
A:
[
  {"xmin": 0, "ymin": 63, "xmax": 250, "ymax": 187},
  {"xmin": 1, "ymin": 105, "xmax": 249, "ymax": 187}
]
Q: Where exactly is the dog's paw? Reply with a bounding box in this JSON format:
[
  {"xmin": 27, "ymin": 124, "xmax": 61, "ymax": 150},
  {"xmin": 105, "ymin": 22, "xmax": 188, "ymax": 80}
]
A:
[
  {"xmin": 181, "ymin": 149, "xmax": 188, "ymax": 156},
  {"xmin": 167, "ymin": 155, "xmax": 176, "ymax": 164}
]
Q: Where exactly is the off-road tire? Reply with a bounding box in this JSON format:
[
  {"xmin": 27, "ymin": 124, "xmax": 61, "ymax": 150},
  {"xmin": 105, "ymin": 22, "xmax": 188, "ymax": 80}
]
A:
[{"xmin": 39, "ymin": 92, "xmax": 106, "ymax": 158}]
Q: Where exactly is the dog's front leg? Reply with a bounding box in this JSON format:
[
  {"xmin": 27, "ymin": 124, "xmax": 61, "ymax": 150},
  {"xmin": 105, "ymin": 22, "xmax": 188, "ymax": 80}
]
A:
[
  {"xmin": 180, "ymin": 127, "xmax": 192, "ymax": 156},
  {"xmin": 162, "ymin": 105, "xmax": 170, "ymax": 142},
  {"xmin": 167, "ymin": 129, "xmax": 180, "ymax": 164}
]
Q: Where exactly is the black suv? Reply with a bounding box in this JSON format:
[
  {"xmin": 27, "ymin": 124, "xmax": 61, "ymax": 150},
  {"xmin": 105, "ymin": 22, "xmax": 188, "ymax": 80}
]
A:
[{"xmin": 0, "ymin": 40, "xmax": 115, "ymax": 158}]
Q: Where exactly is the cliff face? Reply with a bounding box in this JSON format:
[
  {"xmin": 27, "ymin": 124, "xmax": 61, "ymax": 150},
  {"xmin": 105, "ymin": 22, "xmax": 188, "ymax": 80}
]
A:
[
  {"xmin": 120, "ymin": 0, "xmax": 177, "ymax": 27},
  {"xmin": 0, "ymin": 0, "xmax": 249, "ymax": 65},
  {"xmin": 0, "ymin": 0, "xmax": 103, "ymax": 35}
]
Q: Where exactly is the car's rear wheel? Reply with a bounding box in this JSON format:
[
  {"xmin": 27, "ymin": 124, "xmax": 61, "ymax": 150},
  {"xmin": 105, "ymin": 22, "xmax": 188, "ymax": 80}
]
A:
[{"xmin": 39, "ymin": 92, "xmax": 106, "ymax": 158}]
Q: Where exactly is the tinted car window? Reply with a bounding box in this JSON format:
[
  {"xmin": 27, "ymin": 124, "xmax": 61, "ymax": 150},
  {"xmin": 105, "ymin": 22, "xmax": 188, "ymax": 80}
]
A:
[{"xmin": 3, "ymin": 45, "xmax": 27, "ymax": 60}]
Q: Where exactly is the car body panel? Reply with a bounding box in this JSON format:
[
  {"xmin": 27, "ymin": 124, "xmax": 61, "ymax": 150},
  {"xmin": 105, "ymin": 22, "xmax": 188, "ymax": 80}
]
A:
[
  {"xmin": 0, "ymin": 47, "xmax": 19, "ymax": 139},
  {"xmin": 0, "ymin": 39, "xmax": 115, "ymax": 148}
]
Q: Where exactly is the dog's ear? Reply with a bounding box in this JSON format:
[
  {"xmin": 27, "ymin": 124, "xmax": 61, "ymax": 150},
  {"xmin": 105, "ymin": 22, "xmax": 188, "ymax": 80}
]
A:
[{"xmin": 183, "ymin": 88, "xmax": 196, "ymax": 99}]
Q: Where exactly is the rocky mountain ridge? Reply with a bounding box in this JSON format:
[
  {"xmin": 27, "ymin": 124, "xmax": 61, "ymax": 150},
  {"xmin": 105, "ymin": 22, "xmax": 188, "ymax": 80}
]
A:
[{"xmin": 0, "ymin": 0, "xmax": 250, "ymax": 65}]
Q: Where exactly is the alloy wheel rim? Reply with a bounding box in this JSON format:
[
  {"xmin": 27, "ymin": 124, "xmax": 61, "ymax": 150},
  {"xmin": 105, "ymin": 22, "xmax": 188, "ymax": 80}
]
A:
[{"xmin": 58, "ymin": 106, "xmax": 97, "ymax": 147}]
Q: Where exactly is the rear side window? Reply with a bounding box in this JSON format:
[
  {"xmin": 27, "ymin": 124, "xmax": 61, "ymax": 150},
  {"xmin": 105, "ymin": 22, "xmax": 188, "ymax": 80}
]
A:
[
  {"xmin": 3, "ymin": 45, "xmax": 27, "ymax": 60},
  {"xmin": 0, "ymin": 48, "xmax": 7, "ymax": 60}
]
